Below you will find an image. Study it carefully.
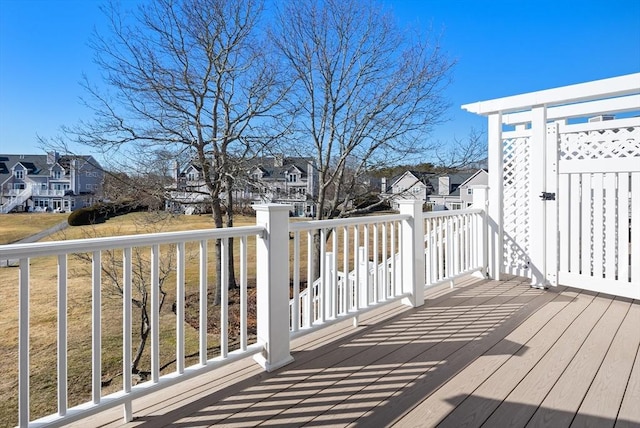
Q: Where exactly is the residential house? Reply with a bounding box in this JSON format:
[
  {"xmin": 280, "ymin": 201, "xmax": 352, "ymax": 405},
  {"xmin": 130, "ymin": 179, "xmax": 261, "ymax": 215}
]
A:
[
  {"xmin": 382, "ymin": 170, "xmax": 435, "ymax": 210},
  {"xmin": 168, "ymin": 155, "xmax": 318, "ymax": 217},
  {"xmin": 384, "ymin": 169, "xmax": 488, "ymax": 211},
  {"xmin": 427, "ymin": 169, "xmax": 488, "ymax": 210},
  {"xmin": 0, "ymin": 152, "xmax": 104, "ymax": 213}
]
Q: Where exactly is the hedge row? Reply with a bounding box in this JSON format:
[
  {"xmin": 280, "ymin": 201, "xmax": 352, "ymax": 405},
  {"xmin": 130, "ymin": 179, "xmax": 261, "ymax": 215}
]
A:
[{"xmin": 67, "ymin": 201, "xmax": 148, "ymax": 226}]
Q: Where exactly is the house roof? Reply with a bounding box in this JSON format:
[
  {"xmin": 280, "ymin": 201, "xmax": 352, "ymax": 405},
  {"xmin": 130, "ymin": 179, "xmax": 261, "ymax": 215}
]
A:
[
  {"xmin": 0, "ymin": 155, "xmax": 49, "ymax": 185},
  {"xmin": 388, "ymin": 170, "xmax": 435, "ymax": 190},
  {"xmin": 0, "ymin": 154, "xmax": 100, "ymax": 186},
  {"xmin": 427, "ymin": 170, "xmax": 486, "ymax": 197},
  {"xmin": 457, "ymin": 169, "xmax": 488, "ymax": 188},
  {"xmin": 183, "ymin": 156, "xmax": 314, "ymax": 181},
  {"xmin": 246, "ymin": 156, "xmax": 313, "ymax": 180}
]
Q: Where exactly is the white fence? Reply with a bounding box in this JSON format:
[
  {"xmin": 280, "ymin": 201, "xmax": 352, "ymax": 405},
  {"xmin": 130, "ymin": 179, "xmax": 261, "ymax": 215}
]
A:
[
  {"xmin": 0, "ymin": 198, "xmax": 487, "ymax": 427},
  {"xmin": 463, "ymin": 72, "xmax": 639, "ymax": 298}
]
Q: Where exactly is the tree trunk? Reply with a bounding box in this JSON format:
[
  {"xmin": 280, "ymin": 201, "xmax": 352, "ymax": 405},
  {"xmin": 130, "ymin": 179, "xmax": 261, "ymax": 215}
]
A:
[
  {"xmin": 225, "ymin": 178, "xmax": 237, "ymax": 289},
  {"xmin": 132, "ymin": 308, "xmax": 150, "ymax": 374},
  {"xmin": 212, "ymin": 199, "xmax": 224, "ymax": 306}
]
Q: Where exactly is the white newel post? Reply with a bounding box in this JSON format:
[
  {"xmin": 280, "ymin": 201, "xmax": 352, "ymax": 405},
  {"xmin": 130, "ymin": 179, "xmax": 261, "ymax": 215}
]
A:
[
  {"xmin": 471, "ymin": 185, "xmax": 489, "ymax": 277},
  {"xmin": 529, "ymin": 105, "xmax": 548, "ymax": 288},
  {"xmin": 253, "ymin": 204, "xmax": 295, "ymax": 372},
  {"xmin": 487, "ymin": 112, "xmax": 503, "ymax": 281},
  {"xmin": 398, "ymin": 199, "xmax": 425, "ymax": 308}
]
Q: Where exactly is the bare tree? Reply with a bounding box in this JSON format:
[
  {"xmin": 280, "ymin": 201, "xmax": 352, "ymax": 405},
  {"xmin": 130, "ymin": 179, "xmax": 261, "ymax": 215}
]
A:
[
  {"xmin": 434, "ymin": 128, "xmax": 488, "ymax": 171},
  {"xmin": 63, "ymin": 0, "xmax": 289, "ymax": 301},
  {"xmin": 272, "ymin": 0, "xmax": 454, "ymax": 220}
]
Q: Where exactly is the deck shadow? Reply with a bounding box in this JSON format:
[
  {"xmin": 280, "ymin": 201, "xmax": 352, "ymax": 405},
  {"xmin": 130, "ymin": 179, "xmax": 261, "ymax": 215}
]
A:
[{"xmin": 127, "ymin": 278, "xmax": 576, "ymax": 427}]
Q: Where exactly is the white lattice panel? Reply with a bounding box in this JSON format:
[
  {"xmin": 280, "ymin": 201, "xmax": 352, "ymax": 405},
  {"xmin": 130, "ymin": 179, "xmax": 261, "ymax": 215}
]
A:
[
  {"xmin": 560, "ymin": 125, "xmax": 640, "ymax": 160},
  {"xmin": 502, "ymin": 136, "xmax": 530, "ymax": 277}
]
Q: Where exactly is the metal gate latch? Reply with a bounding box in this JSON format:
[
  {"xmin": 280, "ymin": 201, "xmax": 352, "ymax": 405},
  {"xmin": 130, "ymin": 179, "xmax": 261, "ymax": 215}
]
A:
[{"xmin": 539, "ymin": 192, "xmax": 556, "ymax": 201}]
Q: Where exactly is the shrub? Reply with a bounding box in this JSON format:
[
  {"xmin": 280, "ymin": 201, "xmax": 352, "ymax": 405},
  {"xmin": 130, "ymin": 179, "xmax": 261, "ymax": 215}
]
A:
[
  {"xmin": 67, "ymin": 206, "xmax": 106, "ymax": 226},
  {"xmin": 67, "ymin": 201, "xmax": 149, "ymax": 226}
]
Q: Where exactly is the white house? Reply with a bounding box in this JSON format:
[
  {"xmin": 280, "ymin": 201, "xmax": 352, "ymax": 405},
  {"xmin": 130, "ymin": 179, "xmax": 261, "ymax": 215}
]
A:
[
  {"xmin": 384, "ymin": 169, "xmax": 488, "ymax": 211},
  {"xmin": 427, "ymin": 169, "xmax": 488, "ymax": 211},
  {"xmin": 168, "ymin": 155, "xmax": 318, "ymax": 217},
  {"xmin": 0, "ymin": 152, "xmax": 104, "ymax": 213},
  {"xmin": 383, "ymin": 170, "xmax": 435, "ymax": 210}
]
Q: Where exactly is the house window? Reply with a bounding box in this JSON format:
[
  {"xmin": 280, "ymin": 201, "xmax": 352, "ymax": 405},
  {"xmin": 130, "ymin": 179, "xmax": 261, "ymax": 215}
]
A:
[
  {"xmin": 467, "ymin": 188, "xmax": 473, "ymax": 195},
  {"xmin": 288, "ymin": 173, "xmax": 298, "ymax": 183},
  {"xmin": 15, "ymin": 170, "xmax": 24, "ymax": 179},
  {"xmin": 52, "ymin": 170, "xmax": 61, "ymax": 179},
  {"xmin": 187, "ymin": 172, "xmax": 197, "ymax": 181},
  {"xmin": 449, "ymin": 203, "xmax": 462, "ymax": 210}
]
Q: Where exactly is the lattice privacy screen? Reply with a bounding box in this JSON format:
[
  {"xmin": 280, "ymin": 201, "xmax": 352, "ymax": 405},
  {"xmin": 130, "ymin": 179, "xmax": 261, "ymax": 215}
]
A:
[
  {"xmin": 560, "ymin": 126, "xmax": 640, "ymax": 160},
  {"xmin": 502, "ymin": 135, "xmax": 531, "ymax": 277}
]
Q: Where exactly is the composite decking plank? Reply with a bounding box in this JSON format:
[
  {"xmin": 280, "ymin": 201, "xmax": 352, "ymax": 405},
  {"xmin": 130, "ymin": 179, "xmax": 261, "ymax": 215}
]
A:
[
  {"xmin": 314, "ymin": 283, "xmax": 545, "ymax": 427},
  {"xmin": 71, "ymin": 278, "xmax": 441, "ymax": 428},
  {"xmin": 527, "ymin": 299, "xmax": 639, "ymax": 428},
  {"xmin": 214, "ymin": 280, "xmax": 517, "ymax": 427},
  {"xmin": 257, "ymin": 280, "xmax": 528, "ymax": 426},
  {"xmin": 434, "ymin": 291, "xmax": 607, "ymax": 428},
  {"xmin": 570, "ymin": 300, "xmax": 640, "ymax": 428},
  {"xmin": 615, "ymin": 302, "xmax": 640, "ymax": 428},
  {"xmin": 484, "ymin": 297, "xmax": 631, "ymax": 428},
  {"xmin": 63, "ymin": 277, "xmax": 639, "ymax": 428},
  {"xmin": 65, "ymin": 356, "xmax": 266, "ymax": 428},
  {"xmin": 396, "ymin": 286, "xmax": 574, "ymax": 428},
  {"xmin": 296, "ymin": 280, "xmax": 543, "ymax": 427},
  {"xmin": 175, "ymin": 278, "xmax": 500, "ymax": 427}
]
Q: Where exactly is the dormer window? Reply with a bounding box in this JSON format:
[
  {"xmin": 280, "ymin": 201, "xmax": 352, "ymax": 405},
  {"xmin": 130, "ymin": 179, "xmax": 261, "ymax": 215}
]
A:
[
  {"xmin": 287, "ymin": 173, "xmax": 298, "ymax": 183},
  {"xmin": 187, "ymin": 171, "xmax": 198, "ymax": 181},
  {"xmin": 15, "ymin": 170, "xmax": 24, "ymax": 179},
  {"xmin": 52, "ymin": 170, "xmax": 62, "ymax": 179}
]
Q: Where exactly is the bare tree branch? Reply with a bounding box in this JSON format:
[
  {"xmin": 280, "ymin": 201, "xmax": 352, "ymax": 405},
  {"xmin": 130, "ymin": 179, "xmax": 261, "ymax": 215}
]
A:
[{"xmin": 272, "ymin": 0, "xmax": 454, "ymax": 220}]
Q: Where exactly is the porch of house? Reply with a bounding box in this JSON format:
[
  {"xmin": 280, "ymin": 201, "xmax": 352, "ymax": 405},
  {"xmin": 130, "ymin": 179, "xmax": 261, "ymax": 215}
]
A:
[
  {"xmin": 2, "ymin": 73, "xmax": 638, "ymax": 427},
  {"xmin": 72, "ymin": 275, "xmax": 640, "ymax": 428}
]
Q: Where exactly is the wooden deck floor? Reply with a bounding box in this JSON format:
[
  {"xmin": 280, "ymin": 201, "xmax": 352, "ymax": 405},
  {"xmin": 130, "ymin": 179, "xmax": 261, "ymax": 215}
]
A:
[{"xmin": 80, "ymin": 275, "xmax": 640, "ymax": 428}]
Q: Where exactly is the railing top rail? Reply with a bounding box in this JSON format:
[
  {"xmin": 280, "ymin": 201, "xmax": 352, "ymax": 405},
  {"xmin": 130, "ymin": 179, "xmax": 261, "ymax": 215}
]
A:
[
  {"xmin": 422, "ymin": 208, "xmax": 483, "ymax": 219},
  {"xmin": 289, "ymin": 213, "xmax": 410, "ymax": 232},
  {"xmin": 0, "ymin": 225, "xmax": 266, "ymax": 259}
]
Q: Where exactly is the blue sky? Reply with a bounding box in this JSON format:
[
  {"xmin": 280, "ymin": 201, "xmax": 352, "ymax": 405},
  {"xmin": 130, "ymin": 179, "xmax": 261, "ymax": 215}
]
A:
[{"xmin": 1, "ymin": 0, "xmax": 639, "ymax": 159}]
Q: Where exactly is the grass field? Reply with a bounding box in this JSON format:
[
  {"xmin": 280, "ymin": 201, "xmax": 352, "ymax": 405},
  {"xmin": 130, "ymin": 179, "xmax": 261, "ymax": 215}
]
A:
[{"xmin": 0, "ymin": 213, "xmax": 69, "ymax": 244}]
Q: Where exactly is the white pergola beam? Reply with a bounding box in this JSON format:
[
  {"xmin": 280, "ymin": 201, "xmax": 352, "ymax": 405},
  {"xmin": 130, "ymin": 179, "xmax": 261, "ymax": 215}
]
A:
[{"xmin": 462, "ymin": 73, "xmax": 640, "ymax": 116}]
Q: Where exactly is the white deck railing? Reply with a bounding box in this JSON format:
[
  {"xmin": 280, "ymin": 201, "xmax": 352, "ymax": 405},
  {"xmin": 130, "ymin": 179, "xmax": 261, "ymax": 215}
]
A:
[
  {"xmin": 1, "ymin": 226, "xmax": 265, "ymax": 428},
  {"xmin": 424, "ymin": 208, "xmax": 486, "ymax": 287},
  {"xmin": 288, "ymin": 214, "xmax": 409, "ymax": 334},
  {"xmin": 1, "ymin": 186, "xmax": 33, "ymax": 213},
  {"xmin": 0, "ymin": 196, "xmax": 488, "ymax": 427}
]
